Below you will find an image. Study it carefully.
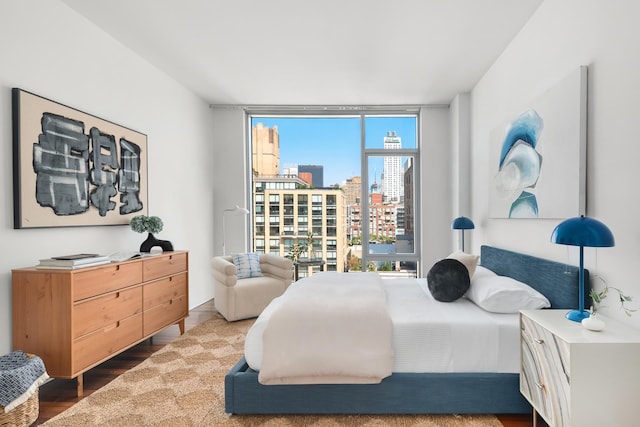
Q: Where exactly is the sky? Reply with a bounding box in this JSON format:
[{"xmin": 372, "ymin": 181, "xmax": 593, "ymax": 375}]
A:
[{"xmin": 251, "ymin": 116, "xmax": 417, "ymax": 186}]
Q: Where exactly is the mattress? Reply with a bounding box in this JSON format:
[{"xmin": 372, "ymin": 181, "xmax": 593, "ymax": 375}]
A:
[{"xmin": 244, "ymin": 278, "xmax": 520, "ymax": 374}]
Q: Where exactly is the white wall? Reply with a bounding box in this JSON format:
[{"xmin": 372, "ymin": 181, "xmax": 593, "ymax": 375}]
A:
[
  {"xmin": 0, "ymin": 0, "xmax": 216, "ymax": 354},
  {"xmin": 420, "ymin": 107, "xmax": 454, "ymax": 269},
  {"xmin": 211, "ymin": 107, "xmax": 250, "ymax": 256},
  {"xmin": 470, "ymin": 0, "xmax": 640, "ymax": 328},
  {"xmin": 449, "ymin": 94, "xmax": 472, "ymax": 250}
]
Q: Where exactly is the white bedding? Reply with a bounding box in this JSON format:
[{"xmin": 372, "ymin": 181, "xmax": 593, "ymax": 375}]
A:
[
  {"xmin": 245, "ymin": 277, "xmax": 521, "ymax": 375},
  {"xmin": 257, "ymin": 272, "xmax": 392, "ymax": 384}
]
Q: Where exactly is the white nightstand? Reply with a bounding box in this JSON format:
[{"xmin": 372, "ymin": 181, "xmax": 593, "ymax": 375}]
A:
[{"xmin": 520, "ymin": 309, "xmax": 640, "ymax": 427}]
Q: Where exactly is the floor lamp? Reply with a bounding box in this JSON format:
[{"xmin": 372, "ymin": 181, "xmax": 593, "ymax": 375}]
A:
[
  {"xmin": 222, "ymin": 205, "xmax": 250, "ymax": 256},
  {"xmin": 452, "ymin": 216, "xmax": 474, "ymax": 252},
  {"xmin": 551, "ymin": 215, "xmax": 615, "ymax": 322}
]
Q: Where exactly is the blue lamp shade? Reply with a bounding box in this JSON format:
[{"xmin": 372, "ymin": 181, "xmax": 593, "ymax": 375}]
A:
[
  {"xmin": 551, "ymin": 215, "xmax": 615, "ymax": 322},
  {"xmin": 452, "ymin": 216, "xmax": 474, "ymax": 252},
  {"xmin": 551, "ymin": 215, "xmax": 615, "ymax": 248},
  {"xmin": 452, "ymin": 216, "xmax": 475, "ymax": 230}
]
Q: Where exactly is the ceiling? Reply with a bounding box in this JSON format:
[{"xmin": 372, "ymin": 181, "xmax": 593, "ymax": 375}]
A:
[{"xmin": 60, "ymin": 0, "xmax": 543, "ymax": 106}]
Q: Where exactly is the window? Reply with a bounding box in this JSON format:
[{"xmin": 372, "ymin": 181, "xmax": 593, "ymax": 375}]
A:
[{"xmin": 249, "ymin": 111, "xmax": 420, "ymax": 277}]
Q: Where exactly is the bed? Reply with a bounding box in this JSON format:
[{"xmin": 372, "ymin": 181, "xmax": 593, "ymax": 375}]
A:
[{"xmin": 225, "ymin": 245, "xmax": 589, "ymax": 415}]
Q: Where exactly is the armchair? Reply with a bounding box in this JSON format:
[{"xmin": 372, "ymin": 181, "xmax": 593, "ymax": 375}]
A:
[{"xmin": 211, "ymin": 254, "xmax": 293, "ymax": 321}]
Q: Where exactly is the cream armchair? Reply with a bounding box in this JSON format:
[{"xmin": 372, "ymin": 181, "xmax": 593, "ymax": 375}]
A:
[{"xmin": 211, "ymin": 254, "xmax": 293, "ymax": 321}]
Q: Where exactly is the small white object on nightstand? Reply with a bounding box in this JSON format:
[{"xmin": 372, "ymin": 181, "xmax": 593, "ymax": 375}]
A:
[{"xmin": 581, "ymin": 315, "xmax": 605, "ymax": 331}]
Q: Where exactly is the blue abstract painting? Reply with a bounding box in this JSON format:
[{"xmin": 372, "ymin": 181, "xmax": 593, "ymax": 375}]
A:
[{"xmin": 489, "ymin": 67, "xmax": 587, "ymax": 219}]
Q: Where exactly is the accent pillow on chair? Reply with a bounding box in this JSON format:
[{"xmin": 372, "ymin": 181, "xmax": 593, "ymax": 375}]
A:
[
  {"xmin": 427, "ymin": 258, "xmax": 470, "ymax": 302},
  {"xmin": 232, "ymin": 253, "xmax": 263, "ymax": 279}
]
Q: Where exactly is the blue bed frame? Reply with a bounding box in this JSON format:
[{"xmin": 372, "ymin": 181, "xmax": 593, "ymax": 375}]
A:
[{"xmin": 225, "ymin": 245, "xmax": 588, "ymax": 415}]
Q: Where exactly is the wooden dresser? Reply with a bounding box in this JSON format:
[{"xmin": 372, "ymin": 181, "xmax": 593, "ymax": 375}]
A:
[
  {"xmin": 12, "ymin": 250, "xmax": 188, "ymax": 396},
  {"xmin": 520, "ymin": 309, "xmax": 640, "ymax": 427}
]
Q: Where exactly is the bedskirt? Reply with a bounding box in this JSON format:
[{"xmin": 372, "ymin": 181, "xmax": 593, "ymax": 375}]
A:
[{"xmin": 225, "ymin": 357, "xmax": 531, "ymax": 414}]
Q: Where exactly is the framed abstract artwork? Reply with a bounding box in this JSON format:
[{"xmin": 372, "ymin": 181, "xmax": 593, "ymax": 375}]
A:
[
  {"xmin": 12, "ymin": 88, "xmax": 148, "ymax": 228},
  {"xmin": 489, "ymin": 66, "xmax": 587, "ymax": 219}
]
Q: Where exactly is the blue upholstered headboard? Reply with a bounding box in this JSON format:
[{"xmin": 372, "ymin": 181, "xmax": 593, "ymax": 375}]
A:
[{"xmin": 480, "ymin": 245, "xmax": 589, "ymax": 310}]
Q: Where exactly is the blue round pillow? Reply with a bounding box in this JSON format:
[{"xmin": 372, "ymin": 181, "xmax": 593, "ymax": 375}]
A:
[{"xmin": 427, "ymin": 258, "xmax": 470, "ymax": 302}]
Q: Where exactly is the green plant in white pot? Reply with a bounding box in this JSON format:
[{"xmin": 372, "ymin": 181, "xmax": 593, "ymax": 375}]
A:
[{"xmin": 583, "ymin": 282, "xmax": 635, "ymax": 331}]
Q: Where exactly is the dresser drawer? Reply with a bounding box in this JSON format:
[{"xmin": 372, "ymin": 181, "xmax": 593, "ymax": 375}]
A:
[
  {"xmin": 143, "ymin": 252, "xmax": 187, "ymax": 281},
  {"xmin": 143, "ymin": 294, "xmax": 187, "ymax": 336},
  {"xmin": 73, "ymin": 313, "xmax": 142, "ymax": 373},
  {"xmin": 73, "ymin": 286, "xmax": 142, "ymax": 339},
  {"xmin": 143, "ymin": 273, "xmax": 187, "ymax": 311},
  {"xmin": 73, "ymin": 262, "xmax": 143, "ymax": 301}
]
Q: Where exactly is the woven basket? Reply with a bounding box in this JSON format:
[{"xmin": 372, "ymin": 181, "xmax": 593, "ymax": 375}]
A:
[{"xmin": 0, "ymin": 390, "xmax": 39, "ymax": 427}]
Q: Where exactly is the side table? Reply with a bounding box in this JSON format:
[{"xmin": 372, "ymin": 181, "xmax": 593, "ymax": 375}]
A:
[{"xmin": 294, "ymin": 258, "xmax": 325, "ymax": 281}]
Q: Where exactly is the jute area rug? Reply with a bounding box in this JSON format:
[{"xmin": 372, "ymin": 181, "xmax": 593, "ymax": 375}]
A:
[{"xmin": 43, "ymin": 314, "xmax": 504, "ymax": 427}]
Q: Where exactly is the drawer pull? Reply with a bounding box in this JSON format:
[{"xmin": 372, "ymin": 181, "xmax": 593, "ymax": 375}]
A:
[
  {"xmin": 104, "ymin": 321, "xmax": 120, "ymax": 332},
  {"xmin": 534, "ymin": 338, "xmax": 544, "ymax": 344},
  {"xmin": 115, "ymin": 292, "xmax": 120, "ymax": 299}
]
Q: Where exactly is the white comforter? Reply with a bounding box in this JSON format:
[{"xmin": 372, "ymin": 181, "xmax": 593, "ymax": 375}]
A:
[
  {"xmin": 257, "ymin": 272, "xmax": 393, "ymax": 385},
  {"xmin": 246, "ymin": 276, "xmax": 521, "ymax": 376}
]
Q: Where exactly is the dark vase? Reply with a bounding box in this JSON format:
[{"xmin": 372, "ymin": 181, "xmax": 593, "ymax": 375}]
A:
[{"xmin": 139, "ymin": 233, "xmax": 174, "ymax": 252}]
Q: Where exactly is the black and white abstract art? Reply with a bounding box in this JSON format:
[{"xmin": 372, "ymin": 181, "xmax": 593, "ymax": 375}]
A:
[{"xmin": 12, "ymin": 88, "xmax": 148, "ymax": 228}]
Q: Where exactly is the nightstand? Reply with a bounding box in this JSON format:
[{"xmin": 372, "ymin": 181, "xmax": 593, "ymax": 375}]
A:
[{"xmin": 520, "ymin": 309, "xmax": 640, "ymax": 427}]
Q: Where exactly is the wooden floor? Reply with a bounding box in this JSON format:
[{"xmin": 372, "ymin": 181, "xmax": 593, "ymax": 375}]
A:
[{"xmin": 35, "ymin": 299, "xmax": 547, "ymax": 426}]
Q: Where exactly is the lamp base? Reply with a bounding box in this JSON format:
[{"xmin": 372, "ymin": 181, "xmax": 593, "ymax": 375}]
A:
[{"xmin": 566, "ymin": 309, "xmax": 590, "ymax": 322}]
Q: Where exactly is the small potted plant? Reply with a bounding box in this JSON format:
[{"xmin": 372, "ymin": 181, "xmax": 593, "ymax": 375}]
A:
[
  {"xmin": 589, "ymin": 285, "xmax": 635, "ymax": 317},
  {"xmin": 583, "ymin": 283, "xmax": 635, "ymax": 331},
  {"xmin": 285, "ymin": 241, "xmax": 308, "ymax": 263},
  {"xmin": 130, "ymin": 215, "xmax": 173, "ymax": 252}
]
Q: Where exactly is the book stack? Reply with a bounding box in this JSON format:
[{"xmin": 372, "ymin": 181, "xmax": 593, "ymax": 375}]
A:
[{"xmin": 36, "ymin": 253, "xmax": 111, "ymax": 270}]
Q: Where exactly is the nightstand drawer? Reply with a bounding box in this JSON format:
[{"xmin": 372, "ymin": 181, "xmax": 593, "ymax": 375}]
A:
[
  {"xmin": 73, "ymin": 262, "xmax": 143, "ymax": 301},
  {"xmin": 520, "ymin": 312, "xmax": 571, "ymax": 427},
  {"xmin": 143, "ymin": 252, "xmax": 187, "ymax": 281},
  {"xmin": 73, "ymin": 286, "xmax": 142, "ymax": 339}
]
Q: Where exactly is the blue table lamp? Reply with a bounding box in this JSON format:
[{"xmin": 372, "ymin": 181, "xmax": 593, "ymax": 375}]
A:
[
  {"xmin": 452, "ymin": 216, "xmax": 474, "ymax": 252},
  {"xmin": 551, "ymin": 215, "xmax": 615, "ymax": 322}
]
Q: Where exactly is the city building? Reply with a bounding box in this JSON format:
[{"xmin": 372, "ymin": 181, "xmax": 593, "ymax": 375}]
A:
[
  {"xmin": 253, "ymin": 175, "xmax": 349, "ymax": 277},
  {"xmin": 382, "ymin": 131, "xmax": 403, "ymax": 203},
  {"xmin": 342, "ymin": 176, "xmax": 361, "ymax": 206},
  {"xmin": 298, "ymin": 164, "xmax": 324, "ymax": 188},
  {"xmin": 252, "ymin": 123, "xmax": 280, "ymax": 176}
]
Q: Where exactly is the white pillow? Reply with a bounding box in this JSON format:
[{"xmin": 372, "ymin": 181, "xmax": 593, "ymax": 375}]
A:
[
  {"xmin": 474, "ymin": 265, "xmax": 498, "ymax": 279},
  {"xmin": 232, "ymin": 253, "xmax": 263, "ymax": 279},
  {"xmin": 447, "ymin": 251, "xmax": 479, "ymax": 278},
  {"xmin": 466, "ymin": 274, "xmax": 550, "ymax": 313}
]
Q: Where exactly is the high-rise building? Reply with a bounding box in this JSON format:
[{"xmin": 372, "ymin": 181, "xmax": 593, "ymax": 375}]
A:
[
  {"xmin": 253, "ymin": 175, "xmax": 349, "ymax": 276},
  {"xmin": 252, "ymin": 123, "xmax": 280, "ymax": 176},
  {"xmin": 342, "ymin": 176, "xmax": 361, "ymax": 206},
  {"xmin": 298, "ymin": 164, "xmax": 324, "ymax": 188},
  {"xmin": 382, "ymin": 131, "xmax": 403, "ymax": 203}
]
